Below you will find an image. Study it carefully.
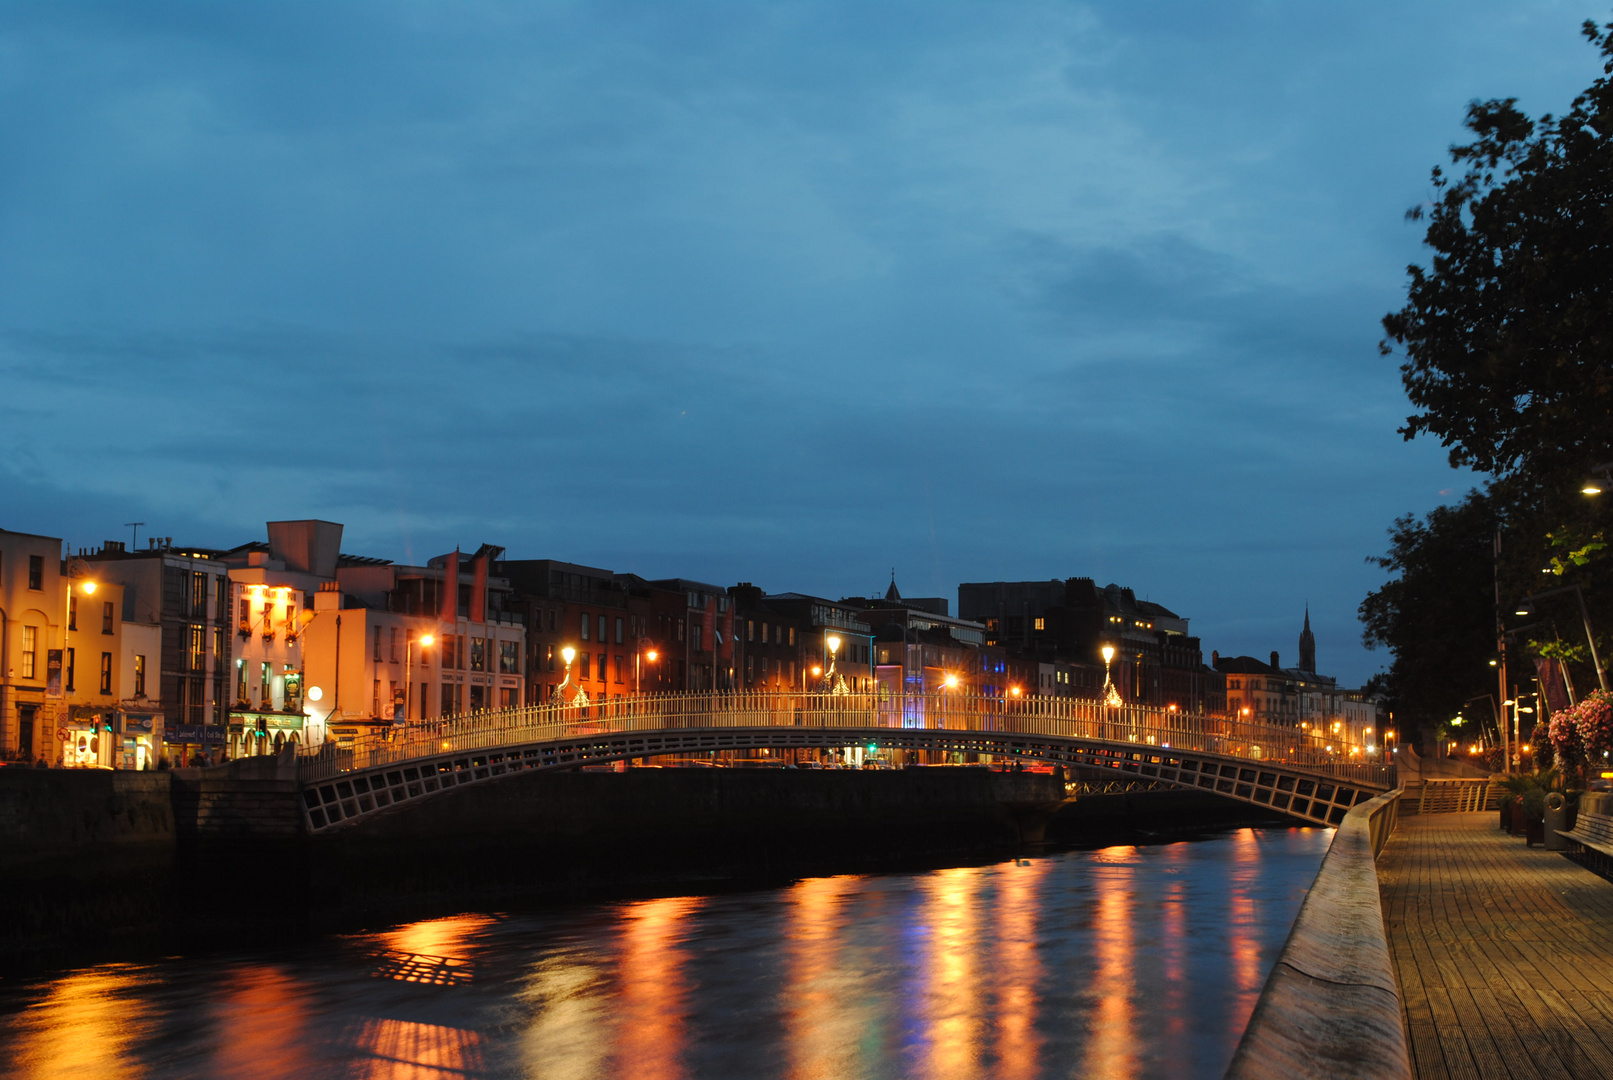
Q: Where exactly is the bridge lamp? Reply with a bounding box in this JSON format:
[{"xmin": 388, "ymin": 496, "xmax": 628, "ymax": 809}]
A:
[
  {"xmin": 559, "ymin": 645, "xmax": 577, "ymax": 697},
  {"xmin": 826, "ymin": 635, "xmax": 841, "ymax": 677},
  {"xmin": 1010, "ymin": 686, "xmax": 1021, "ymax": 697},
  {"xmin": 944, "ymin": 673, "xmax": 959, "ymax": 690}
]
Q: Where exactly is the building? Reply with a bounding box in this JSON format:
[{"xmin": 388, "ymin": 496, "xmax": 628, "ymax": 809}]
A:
[
  {"xmin": 1213, "ymin": 611, "xmax": 1379, "ymax": 747},
  {"xmin": 651, "ymin": 578, "xmax": 745, "ymax": 692},
  {"xmin": 1, "ymin": 527, "xmax": 68, "ymax": 763},
  {"xmin": 302, "ymin": 542, "xmax": 527, "ymax": 746},
  {"xmin": 957, "ymin": 577, "xmax": 1216, "ymax": 711},
  {"xmin": 840, "ymin": 577, "xmax": 1010, "ymax": 698},
  {"xmin": 760, "ymin": 592, "xmax": 875, "ymax": 692},
  {"xmin": 85, "ymin": 536, "xmax": 233, "ymax": 764},
  {"xmin": 728, "ymin": 583, "xmax": 806, "ymax": 691},
  {"xmin": 501, "ymin": 560, "xmax": 662, "ymax": 703}
]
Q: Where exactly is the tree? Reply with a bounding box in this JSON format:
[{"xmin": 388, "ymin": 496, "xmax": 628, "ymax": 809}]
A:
[
  {"xmin": 1381, "ymin": 19, "xmax": 1613, "ymax": 488},
  {"xmin": 1366, "ymin": 16, "xmax": 1613, "ymax": 742},
  {"xmin": 1359, "ymin": 490, "xmax": 1499, "ymax": 734}
]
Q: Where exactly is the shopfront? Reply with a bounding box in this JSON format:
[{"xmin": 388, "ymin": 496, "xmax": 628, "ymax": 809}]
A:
[
  {"xmin": 229, "ymin": 710, "xmax": 306, "ymax": 757},
  {"xmin": 119, "ymin": 710, "xmax": 160, "ymax": 770}
]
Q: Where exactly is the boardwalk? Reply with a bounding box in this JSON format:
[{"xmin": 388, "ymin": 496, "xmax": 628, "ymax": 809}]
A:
[{"xmin": 1378, "ymin": 812, "xmax": 1613, "ymax": 1080}]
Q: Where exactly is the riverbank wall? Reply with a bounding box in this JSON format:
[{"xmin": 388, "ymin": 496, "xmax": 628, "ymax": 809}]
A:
[{"xmin": 0, "ymin": 763, "xmax": 1279, "ymax": 970}]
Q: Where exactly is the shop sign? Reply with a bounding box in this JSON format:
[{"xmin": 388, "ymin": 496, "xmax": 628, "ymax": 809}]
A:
[
  {"xmin": 123, "ymin": 713, "xmax": 156, "ymax": 735},
  {"xmin": 168, "ymin": 724, "xmax": 227, "ymax": 745}
]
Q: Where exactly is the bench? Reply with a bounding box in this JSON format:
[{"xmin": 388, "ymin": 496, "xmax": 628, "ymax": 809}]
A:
[{"xmin": 1561, "ymin": 794, "xmax": 1613, "ymax": 868}]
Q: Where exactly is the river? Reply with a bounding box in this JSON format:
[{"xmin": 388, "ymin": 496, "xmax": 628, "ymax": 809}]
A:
[{"xmin": 0, "ymin": 825, "xmax": 1330, "ymax": 1080}]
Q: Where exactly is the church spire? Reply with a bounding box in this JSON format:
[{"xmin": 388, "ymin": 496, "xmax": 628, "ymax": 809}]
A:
[
  {"xmin": 1298, "ymin": 605, "xmax": 1316, "ymax": 673},
  {"xmin": 885, "ymin": 569, "xmax": 901, "ymax": 603}
]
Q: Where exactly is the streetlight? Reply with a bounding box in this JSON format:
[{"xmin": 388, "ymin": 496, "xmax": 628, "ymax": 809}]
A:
[
  {"xmin": 558, "ymin": 645, "xmax": 576, "ymax": 700},
  {"xmin": 1514, "ymin": 586, "xmax": 1607, "ymax": 692},
  {"xmin": 1100, "ymin": 644, "xmax": 1122, "ymax": 708},
  {"xmin": 405, "ymin": 632, "xmax": 434, "ymax": 722},
  {"xmin": 826, "ymin": 634, "xmax": 841, "ymax": 680},
  {"xmin": 635, "ymin": 640, "xmax": 659, "ymax": 693}
]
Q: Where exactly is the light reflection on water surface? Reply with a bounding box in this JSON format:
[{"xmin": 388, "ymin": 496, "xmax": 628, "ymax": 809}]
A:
[{"xmin": 0, "ymin": 827, "xmax": 1329, "ymax": 1080}]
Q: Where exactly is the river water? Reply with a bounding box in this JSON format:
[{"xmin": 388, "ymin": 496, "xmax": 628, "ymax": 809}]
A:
[{"xmin": 0, "ymin": 826, "xmax": 1330, "ymax": 1080}]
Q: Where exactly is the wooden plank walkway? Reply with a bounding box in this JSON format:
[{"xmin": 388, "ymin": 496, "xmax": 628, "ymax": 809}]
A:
[{"xmin": 1378, "ymin": 812, "xmax": 1613, "ymax": 1080}]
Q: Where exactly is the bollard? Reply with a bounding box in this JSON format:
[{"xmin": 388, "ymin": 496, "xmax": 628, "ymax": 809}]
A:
[{"xmin": 1545, "ymin": 791, "xmax": 1569, "ymax": 851}]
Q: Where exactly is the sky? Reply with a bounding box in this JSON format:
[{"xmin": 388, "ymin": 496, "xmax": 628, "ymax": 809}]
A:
[{"xmin": 0, "ymin": 1, "xmax": 1599, "ymax": 685}]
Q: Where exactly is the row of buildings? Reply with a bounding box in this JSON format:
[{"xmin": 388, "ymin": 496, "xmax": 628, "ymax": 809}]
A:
[{"xmin": 0, "ymin": 519, "xmax": 1378, "ymax": 767}]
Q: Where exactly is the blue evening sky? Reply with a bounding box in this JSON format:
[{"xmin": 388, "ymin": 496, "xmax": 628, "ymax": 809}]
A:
[{"xmin": 0, "ymin": 2, "xmax": 1596, "ymax": 684}]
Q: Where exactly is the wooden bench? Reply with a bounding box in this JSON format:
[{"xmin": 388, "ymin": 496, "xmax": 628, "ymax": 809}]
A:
[{"xmin": 1561, "ymin": 794, "xmax": 1613, "ymax": 868}]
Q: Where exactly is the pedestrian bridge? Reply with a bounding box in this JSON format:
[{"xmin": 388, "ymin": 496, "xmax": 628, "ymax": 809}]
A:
[{"xmin": 297, "ymin": 691, "xmax": 1393, "ymax": 835}]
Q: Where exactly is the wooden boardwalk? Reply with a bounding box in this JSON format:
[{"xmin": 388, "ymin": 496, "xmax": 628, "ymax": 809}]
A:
[{"xmin": 1378, "ymin": 812, "xmax": 1613, "ymax": 1080}]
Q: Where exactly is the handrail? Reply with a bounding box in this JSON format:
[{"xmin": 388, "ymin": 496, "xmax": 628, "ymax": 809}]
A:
[
  {"xmin": 1224, "ymin": 787, "xmax": 1408, "ymax": 1080},
  {"xmin": 298, "ymin": 690, "xmax": 1390, "ymax": 787}
]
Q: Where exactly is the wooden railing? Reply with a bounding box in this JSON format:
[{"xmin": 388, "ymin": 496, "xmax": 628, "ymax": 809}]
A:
[{"xmin": 298, "ymin": 690, "xmax": 1390, "ymax": 786}]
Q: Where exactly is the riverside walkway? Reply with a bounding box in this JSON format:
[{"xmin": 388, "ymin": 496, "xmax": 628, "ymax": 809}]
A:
[{"xmin": 1377, "ymin": 813, "xmax": 1613, "ymax": 1080}]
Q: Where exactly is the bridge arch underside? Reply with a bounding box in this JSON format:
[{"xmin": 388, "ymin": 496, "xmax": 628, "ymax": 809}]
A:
[{"xmin": 303, "ymin": 726, "xmax": 1387, "ymax": 835}]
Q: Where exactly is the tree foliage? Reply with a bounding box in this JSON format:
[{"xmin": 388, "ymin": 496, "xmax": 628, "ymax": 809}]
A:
[
  {"xmin": 1359, "ymin": 490, "xmax": 1498, "ymax": 730},
  {"xmin": 1381, "ymin": 19, "xmax": 1613, "ymax": 486},
  {"xmin": 1365, "ymin": 18, "xmax": 1613, "ymax": 738}
]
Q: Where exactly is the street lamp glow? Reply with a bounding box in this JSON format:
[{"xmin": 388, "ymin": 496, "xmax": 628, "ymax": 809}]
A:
[
  {"xmin": 307, "ymin": 686, "xmax": 323, "ymax": 702},
  {"xmin": 561, "ymin": 646, "xmax": 576, "ymax": 665},
  {"xmin": 1101, "ymin": 645, "xmax": 1115, "ymax": 664},
  {"xmin": 646, "ymin": 650, "xmax": 658, "ymax": 662},
  {"xmin": 419, "ymin": 634, "xmax": 435, "ymax": 648},
  {"xmin": 826, "ymin": 635, "xmax": 841, "ymax": 654},
  {"xmin": 944, "ymin": 674, "xmax": 959, "ymax": 689},
  {"xmin": 81, "ymin": 581, "xmax": 96, "ymax": 595},
  {"xmin": 1585, "ymin": 484, "xmax": 1604, "ymax": 496}
]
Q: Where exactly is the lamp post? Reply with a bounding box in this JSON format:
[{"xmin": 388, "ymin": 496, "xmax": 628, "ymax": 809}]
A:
[
  {"xmin": 636, "ymin": 640, "xmax": 658, "ymax": 693},
  {"xmin": 59, "ymin": 566, "xmax": 97, "ymax": 766},
  {"xmin": 826, "ymin": 634, "xmax": 841, "ymax": 680},
  {"xmin": 405, "ymin": 633, "xmax": 434, "ymax": 723},
  {"xmin": 557, "ymin": 645, "xmax": 576, "ymax": 701},
  {"xmin": 1515, "ymin": 585, "xmax": 1607, "ymax": 693}
]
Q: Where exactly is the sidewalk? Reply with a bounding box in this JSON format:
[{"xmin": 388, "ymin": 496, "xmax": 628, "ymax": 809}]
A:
[{"xmin": 1378, "ymin": 812, "xmax": 1613, "ymax": 1079}]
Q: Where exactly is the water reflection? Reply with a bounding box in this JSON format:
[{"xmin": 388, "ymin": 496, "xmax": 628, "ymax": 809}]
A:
[
  {"xmin": 5, "ymin": 967, "xmax": 151, "ymax": 1080},
  {"xmin": 784, "ymin": 874, "xmax": 860, "ymax": 1080},
  {"xmin": 992, "ymin": 859, "xmax": 1049, "ymax": 1080},
  {"xmin": 1083, "ymin": 848, "xmax": 1139, "ymax": 1080},
  {"xmin": 0, "ymin": 828, "xmax": 1331, "ymax": 1080},
  {"xmin": 611, "ymin": 895, "xmax": 702, "ymax": 1080}
]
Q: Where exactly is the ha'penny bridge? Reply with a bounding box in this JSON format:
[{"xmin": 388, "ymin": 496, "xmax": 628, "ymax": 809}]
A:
[{"xmin": 296, "ymin": 690, "xmax": 1392, "ymax": 834}]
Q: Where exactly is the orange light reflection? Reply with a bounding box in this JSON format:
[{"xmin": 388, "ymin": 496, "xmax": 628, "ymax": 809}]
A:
[
  {"xmin": 209, "ymin": 966, "xmax": 315, "ymax": 1080},
  {"xmin": 5, "ymin": 968, "xmax": 151, "ymax": 1080},
  {"xmin": 785, "ymin": 874, "xmax": 862, "ymax": 1080},
  {"xmin": 1081, "ymin": 850, "xmax": 1139, "ymax": 1080},
  {"xmin": 612, "ymin": 895, "xmax": 702, "ymax": 1080},
  {"xmin": 992, "ymin": 859, "xmax": 1050, "ymax": 1080},
  {"xmin": 920, "ymin": 866, "xmax": 982, "ymax": 1080}
]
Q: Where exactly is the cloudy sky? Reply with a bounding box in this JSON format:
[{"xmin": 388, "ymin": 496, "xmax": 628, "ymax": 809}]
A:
[{"xmin": 0, "ymin": 2, "xmax": 1596, "ymax": 683}]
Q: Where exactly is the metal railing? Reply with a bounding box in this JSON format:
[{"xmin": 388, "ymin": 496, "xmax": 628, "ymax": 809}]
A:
[
  {"xmin": 1415, "ymin": 778, "xmax": 1502, "ymax": 814},
  {"xmin": 298, "ymin": 690, "xmax": 1389, "ymax": 786}
]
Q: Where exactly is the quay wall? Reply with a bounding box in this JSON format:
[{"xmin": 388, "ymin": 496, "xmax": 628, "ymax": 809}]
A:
[
  {"xmin": 1224, "ymin": 788, "xmax": 1409, "ymax": 1080},
  {"xmin": 307, "ymin": 766, "xmax": 1064, "ymax": 929}
]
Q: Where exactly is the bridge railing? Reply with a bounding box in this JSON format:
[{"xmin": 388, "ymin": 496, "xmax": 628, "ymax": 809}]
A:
[{"xmin": 298, "ymin": 690, "xmax": 1389, "ymax": 786}]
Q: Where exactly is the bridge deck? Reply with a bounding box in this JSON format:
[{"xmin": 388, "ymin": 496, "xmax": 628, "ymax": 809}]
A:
[{"xmin": 1378, "ymin": 813, "xmax": 1613, "ymax": 1080}]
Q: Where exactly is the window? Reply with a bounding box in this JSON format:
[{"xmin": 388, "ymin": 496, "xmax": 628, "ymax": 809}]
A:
[
  {"xmin": 261, "ymin": 662, "xmax": 273, "ymax": 708},
  {"xmin": 548, "ymin": 610, "xmax": 557, "ymax": 632},
  {"xmin": 747, "ymin": 620, "xmax": 755, "ymax": 643},
  {"xmin": 68, "ymin": 595, "xmax": 78, "ymax": 630},
  {"xmin": 598, "ymin": 615, "xmax": 607, "ymax": 643},
  {"xmin": 213, "ymin": 628, "xmax": 224, "ymax": 671},
  {"xmin": 21, "ymin": 626, "xmax": 36, "ymax": 679},
  {"xmin": 188, "ymin": 625, "xmax": 205, "ymax": 671},
  {"xmin": 581, "ymin": 613, "xmax": 591, "ymax": 641},
  {"xmin": 614, "ymin": 654, "xmax": 624, "ymax": 683},
  {"xmin": 216, "ymin": 579, "xmax": 229, "ymax": 621},
  {"xmin": 597, "ymin": 653, "xmax": 608, "ymax": 681},
  {"xmin": 389, "ymin": 627, "xmax": 399, "ymax": 662},
  {"xmin": 103, "ymin": 601, "xmax": 114, "ymax": 634},
  {"xmin": 373, "ymin": 627, "xmax": 381, "ymax": 662},
  {"xmin": 100, "ymin": 652, "xmax": 112, "ymax": 694},
  {"xmin": 233, "ymin": 658, "xmax": 244, "ymax": 703},
  {"xmin": 192, "ymin": 572, "xmax": 208, "ymax": 616},
  {"xmin": 470, "ymin": 638, "xmax": 486, "ymax": 672},
  {"xmin": 615, "ymin": 617, "xmax": 624, "ymax": 644},
  {"xmin": 579, "ymin": 652, "xmax": 589, "ymax": 678},
  {"xmin": 65, "ymin": 648, "xmax": 76, "ymax": 692},
  {"xmin": 693, "ymin": 623, "xmax": 704, "ymax": 651},
  {"xmin": 28, "ymin": 555, "xmax": 43, "ymax": 590},
  {"xmin": 676, "ymin": 619, "xmax": 685, "ymax": 642},
  {"xmin": 747, "ymin": 655, "xmax": 754, "ymax": 680},
  {"xmin": 788, "ymin": 628, "xmax": 796, "ymax": 646},
  {"xmin": 1034, "ymin": 617, "xmax": 1045, "ymax": 631},
  {"xmin": 499, "ymin": 640, "xmax": 519, "ymax": 674}
]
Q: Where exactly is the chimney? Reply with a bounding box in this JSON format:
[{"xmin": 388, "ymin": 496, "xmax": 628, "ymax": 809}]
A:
[
  {"xmin": 1270, "ymin": 650, "xmax": 1280, "ymax": 670},
  {"xmin": 1211, "ymin": 650, "xmax": 1219, "ymax": 665}
]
